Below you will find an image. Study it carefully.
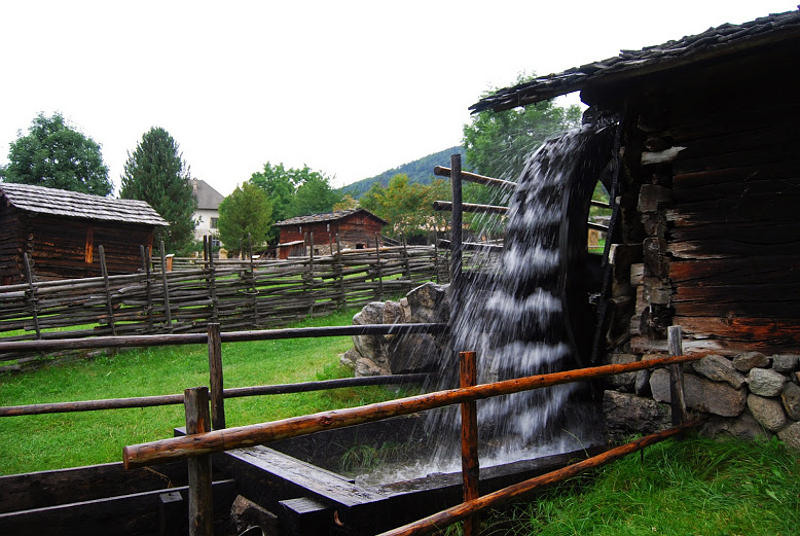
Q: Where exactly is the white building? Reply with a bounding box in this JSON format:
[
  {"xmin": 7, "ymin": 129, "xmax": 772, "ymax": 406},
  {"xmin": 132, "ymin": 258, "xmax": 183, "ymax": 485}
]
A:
[{"xmin": 191, "ymin": 179, "xmax": 224, "ymax": 245}]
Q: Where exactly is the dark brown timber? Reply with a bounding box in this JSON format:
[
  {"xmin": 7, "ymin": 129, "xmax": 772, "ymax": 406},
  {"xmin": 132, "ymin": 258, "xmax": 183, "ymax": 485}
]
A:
[
  {"xmin": 98, "ymin": 245, "xmax": 117, "ymax": 336},
  {"xmin": 459, "ymin": 351, "xmax": 479, "ymax": 536},
  {"xmin": 184, "ymin": 387, "xmax": 213, "ymax": 536},
  {"xmin": 434, "ymin": 166, "xmax": 516, "ymax": 190},
  {"xmin": 377, "ymin": 422, "xmax": 698, "ymax": 536},
  {"xmin": 667, "ymin": 326, "xmax": 688, "ymax": 425},
  {"xmin": 450, "ymin": 155, "xmax": 463, "ymax": 285},
  {"xmin": 122, "ymin": 352, "xmax": 707, "ymax": 468},
  {"xmin": 207, "ymin": 323, "xmax": 225, "ymax": 430}
]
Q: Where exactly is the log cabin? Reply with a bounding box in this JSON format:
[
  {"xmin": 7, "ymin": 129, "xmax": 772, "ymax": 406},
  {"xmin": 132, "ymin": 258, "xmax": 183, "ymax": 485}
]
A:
[
  {"xmin": 0, "ymin": 183, "xmax": 167, "ymax": 284},
  {"xmin": 273, "ymin": 208, "xmax": 387, "ymax": 259}
]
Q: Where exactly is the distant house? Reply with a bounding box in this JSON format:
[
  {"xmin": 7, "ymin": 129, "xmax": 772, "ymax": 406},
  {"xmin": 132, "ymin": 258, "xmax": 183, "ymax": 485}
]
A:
[
  {"xmin": 273, "ymin": 209, "xmax": 387, "ymax": 259},
  {"xmin": 191, "ymin": 179, "xmax": 224, "ymax": 245},
  {"xmin": 0, "ymin": 183, "xmax": 167, "ymax": 284}
]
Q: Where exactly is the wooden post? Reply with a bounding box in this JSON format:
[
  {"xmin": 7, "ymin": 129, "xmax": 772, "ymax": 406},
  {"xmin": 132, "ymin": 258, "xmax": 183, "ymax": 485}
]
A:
[
  {"xmin": 433, "ymin": 233, "xmax": 440, "ymax": 284},
  {"xmin": 307, "ymin": 232, "xmax": 315, "ymax": 315},
  {"xmin": 248, "ymin": 233, "xmax": 258, "ymax": 327},
  {"xmin": 184, "ymin": 387, "xmax": 213, "ymax": 536},
  {"xmin": 22, "ymin": 253, "xmax": 41, "ymax": 339},
  {"xmin": 141, "ymin": 245, "xmax": 154, "ymax": 332},
  {"xmin": 459, "ymin": 351, "xmax": 479, "ymax": 536},
  {"xmin": 207, "ymin": 323, "xmax": 225, "ymax": 430},
  {"xmin": 202, "ymin": 236, "xmax": 208, "ymax": 262},
  {"xmin": 207, "ymin": 237, "xmax": 219, "ymax": 324},
  {"xmin": 375, "ymin": 234, "xmax": 383, "ymax": 301},
  {"xmin": 159, "ymin": 241, "xmax": 173, "ymax": 332},
  {"xmin": 401, "ymin": 234, "xmax": 411, "ymax": 282},
  {"xmin": 336, "ymin": 233, "xmax": 345, "ymax": 309},
  {"xmin": 98, "ymin": 245, "xmax": 117, "ymax": 336},
  {"xmin": 450, "ymin": 154, "xmax": 463, "ymax": 285},
  {"xmin": 667, "ymin": 326, "xmax": 688, "ymax": 426}
]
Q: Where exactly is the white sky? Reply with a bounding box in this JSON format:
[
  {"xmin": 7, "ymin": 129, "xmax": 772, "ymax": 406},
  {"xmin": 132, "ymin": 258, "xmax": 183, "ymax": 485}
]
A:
[{"xmin": 1, "ymin": 1, "xmax": 795, "ymax": 195}]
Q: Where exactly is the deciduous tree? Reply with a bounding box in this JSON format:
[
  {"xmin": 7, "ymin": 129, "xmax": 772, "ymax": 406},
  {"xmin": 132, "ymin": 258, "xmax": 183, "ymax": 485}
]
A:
[
  {"xmin": 217, "ymin": 182, "xmax": 273, "ymax": 252},
  {"xmin": 1, "ymin": 112, "xmax": 112, "ymax": 196},
  {"xmin": 120, "ymin": 127, "xmax": 196, "ymax": 251}
]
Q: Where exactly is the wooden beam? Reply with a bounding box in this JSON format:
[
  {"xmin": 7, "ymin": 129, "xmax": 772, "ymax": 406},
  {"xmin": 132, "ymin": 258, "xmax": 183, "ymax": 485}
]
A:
[
  {"xmin": 434, "ymin": 166, "xmax": 516, "ymax": 190},
  {"xmin": 433, "ymin": 201, "xmax": 509, "ymax": 215},
  {"xmin": 184, "ymin": 387, "xmax": 213, "ymax": 536},
  {"xmin": 459, "ymin": 351, "xmax": 479, "ymax": 536}
]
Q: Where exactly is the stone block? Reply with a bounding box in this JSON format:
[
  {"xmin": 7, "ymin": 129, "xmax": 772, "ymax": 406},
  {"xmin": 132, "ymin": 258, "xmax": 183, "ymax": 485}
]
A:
[
  {"xmin": 691, "ymin": 354, "xmax": 745, "ymax": 389},
  {"xmin": 650, "ymin": 369, "xmax": 745, "ymax": 417},
  {"xmin": 778, "ymin": 422, "xmax": 800, "ymax": 450},
  {"xmin": 700, "ymin": 410, "xmax": 770, "ymax": 441},
  {"xmin": 602, "ymin": 390, "xmax": 671, "ymax": 440},
  {"xmin": 355, "ymin": 357, "xmax": 388, "ymax": 377},
  {"xmin": 747, "ymin": 368, "xmax": 785, "ymax": 397},
  {"xmin": 772, "ymin": 354, "xmax": 799, "ymax": 373},
  {"xmin": 352, "ymin": 302, "xmax": 386, "ymax": 363},
  {"xmin": 606, "ymin": 353, "xmax": 638, "ymax": 391},
  {"xmin": 781, "ymin": 382, "xmax": 800, "ymax": 420},
  {"xmin": 388, "ymin": 334, "xmax": 440, "ymax": 374},
  {"xmin": 747, "ymin": 394, "xmax": 787, "ymax": 432},
  {"xmin": 732, "ymin": 351, "xmax": 770, "ymax": 372},
  {"xmin": 406, "ymin": 282, "xmax": 449, "ymax": 323},
  {"xmin": 339, "ymin": 348, "xmax": 360, "ymax": 370}
]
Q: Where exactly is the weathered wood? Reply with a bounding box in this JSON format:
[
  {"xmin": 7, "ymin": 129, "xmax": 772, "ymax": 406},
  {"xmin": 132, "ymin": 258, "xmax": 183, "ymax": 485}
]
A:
[
  {"xmin": 184, "ymin": 387, "xmax": 213, "ymax": 536},
  {"xmin": 667, "ymin": 326, "xmax": 688, "ymax": 426},
  {"xmin": 450, "ymin": 154, "xmax": 463, "ymax": 286},
  {"xmin": 98, "ymin": 245, "xmax": 117, "ymax": 336},
  {"xmin": 433, "ymin": 166, "xmax": 516, "ymax": 190},
  {"xmin": 123, "ymin": 352, "xmax": 705, "ymax": 468},
  {"xmin": 159, "ymin": 241, "xmax": 172, "ymax": 331},
  {"xmin": 207, "ymin": 323, "xmax": 225, "ymax": 430},
  {"xmin": 433, "ymin": 200, "xmax": 509, "ymax": 215},
  {"xmin": 459, "ymin": 351, "xmax": 479, "ymax": 536},
  {"xmin": 140, "ymin": 245, "xmax": 154, "ymax": 331},
  {"xmin": 22, "ymin": 252, "xmax": 41, "ymax": 339},
  {"xmin": 376, "ymin": 422, "xmax": 698, "ymax": 536}
]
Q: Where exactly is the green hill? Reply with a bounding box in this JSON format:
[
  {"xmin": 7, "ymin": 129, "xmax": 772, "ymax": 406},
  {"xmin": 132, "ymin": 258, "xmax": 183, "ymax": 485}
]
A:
[{"xmin": 339, "ymin": 146, "xmax": 467, "ymax": 198}]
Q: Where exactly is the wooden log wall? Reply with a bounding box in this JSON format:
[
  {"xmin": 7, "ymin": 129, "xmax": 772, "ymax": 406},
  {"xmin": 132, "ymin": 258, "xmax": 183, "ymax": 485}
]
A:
[
  {"xmin": 615, "ymin": 46, "xmax": 800, "ymax": 353},
  {"xmin": 0, "ymin": 245, "xmax": 459, "ymax": 367}
]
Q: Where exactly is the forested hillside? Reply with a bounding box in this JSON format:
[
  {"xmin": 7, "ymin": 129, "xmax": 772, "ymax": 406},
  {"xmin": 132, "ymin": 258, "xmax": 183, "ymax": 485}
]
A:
[{"xmin": 339, "ymin": 146, "xmax": 467, "ymax": 198}]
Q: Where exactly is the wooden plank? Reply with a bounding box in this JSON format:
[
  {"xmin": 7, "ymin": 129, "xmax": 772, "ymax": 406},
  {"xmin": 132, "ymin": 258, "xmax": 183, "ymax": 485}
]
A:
[
  {"xmin": 184, "ymin": 387, "xmax": 213, "ymax": 536},
  {"xmin": 207, "ymin": 323, "xmax": 225, "ymax": 430},
  {"xmin": 459, "ymin": 351, "xmax": 479, "ymax": 536},
  {"xmin": 667, "ymin": 326, "xmax": 688, "ymax": 426},
  {"xmin": 675, "ymin": 316, "xmax": 800, "ymax": 352}
]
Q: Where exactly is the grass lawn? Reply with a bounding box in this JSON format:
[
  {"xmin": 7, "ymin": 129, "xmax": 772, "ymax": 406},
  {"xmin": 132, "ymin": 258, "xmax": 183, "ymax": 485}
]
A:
[
  {"xmin": 0, "ymin": 308, "xmax": 408, "ymax": 475},
  {"xmin": 460, "ymin": 436, "xmax": 800, "ymax": 536}
]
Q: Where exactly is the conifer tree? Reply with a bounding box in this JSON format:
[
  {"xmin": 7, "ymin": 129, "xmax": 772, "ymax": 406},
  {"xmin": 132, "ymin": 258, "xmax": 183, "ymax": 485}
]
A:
[{"xmin": 120, "ymin": 128, "xmax": 196, "ymax": 251}]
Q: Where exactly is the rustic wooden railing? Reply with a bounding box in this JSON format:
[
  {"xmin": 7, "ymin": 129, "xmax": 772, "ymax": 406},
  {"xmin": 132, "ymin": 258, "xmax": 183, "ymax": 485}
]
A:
[{"xmin": 122, "ymin": 327, "xmax": 705, "ymax": 536}]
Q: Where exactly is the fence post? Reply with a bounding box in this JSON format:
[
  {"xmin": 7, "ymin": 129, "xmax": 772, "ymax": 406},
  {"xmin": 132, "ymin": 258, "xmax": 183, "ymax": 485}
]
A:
[
  {"xmin": 433, "ymin": 233, "xmax": 440, "ymax": 284},
  {"xmin": 159, "ymin": 241, "xmax": 173, "ymax": 332},
  {"xmin": 98, "ymin": 245, "xmax": 118, "ymax": 336},
  {"xmin": 375, "ymin": 234, "xmax": 383, "ymax": 301},
  {"xmin": 336, "ymin": 233, "xmax": 345, "ymax": 309},
  {"xmin": 401, "ymin": 234, "xmax": 411, "ymax": 283},
  {"xmin": 22, "ymin": 252, "xmax": 41, "ymax": 339},
  {"xmin": 207, "ymin": 323, "xmax": 225, "ymax": 430},
  {"xmin": 460, "ymin": 350, "xmax": 479, "ymax": 536},
  {"xmin": 206, "ymin": 237, "xmax": 219, "ymax": 324},
  {"xmin": 450, "ymin": 154, "xmax": 463, "ymax": 285},
  {"xmin": 140, "ymin": 245, "xmax": 154, "ymax": 332},
  {"xmin": 184, "ymin": 386, "xmax": 213, "ymax": 536},
  {"xmin": 667, "ymin": 326, "xmax": 688, "ymax": 425},
  {"xmin": 307, "ymin": 232, "xmax": 315, "ymax": 315},
  {"xmin": 248, "ymin": 233, "xmax": 258, "ymax": 327}
]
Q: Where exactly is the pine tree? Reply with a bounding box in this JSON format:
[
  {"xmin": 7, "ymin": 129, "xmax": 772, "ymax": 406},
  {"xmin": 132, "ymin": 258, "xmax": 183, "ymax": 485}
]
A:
[{"xmin": 120, "ymin": 128, "xmax": 196, "ymax": 251}]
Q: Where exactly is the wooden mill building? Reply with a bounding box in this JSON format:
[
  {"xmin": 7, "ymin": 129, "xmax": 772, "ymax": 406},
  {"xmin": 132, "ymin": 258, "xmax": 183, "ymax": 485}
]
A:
[
  {"xmin": 474, "ymin": 8, "xmax": 800, "ymax": 356},
  {"xmin": 273, "ymin": 208, "xmax": 386, "ymax": 259},
  {"xmin": 0, "ymin": 183, "xmax": 167, "ymax": 284}
]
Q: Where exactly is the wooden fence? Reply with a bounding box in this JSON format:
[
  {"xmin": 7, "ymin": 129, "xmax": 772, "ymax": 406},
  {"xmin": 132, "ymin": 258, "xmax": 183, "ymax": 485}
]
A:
[{"xmin": 0, "ymin": 244, "xmax": 454, "ymax": 366}]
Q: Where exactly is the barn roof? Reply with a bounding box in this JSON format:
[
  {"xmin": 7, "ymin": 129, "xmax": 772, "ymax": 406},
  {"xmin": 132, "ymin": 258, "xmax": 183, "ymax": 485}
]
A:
[
  {"xmin": 472, "ymin": 8, "xmax": 800, "ymax": 113},
  {"xmin": 274, "ymin": 208, "xmax": 387, "ymax": 227},
  {"xmin": 0, "ymin": 183, "xmax": 168, "ymax": 226}
]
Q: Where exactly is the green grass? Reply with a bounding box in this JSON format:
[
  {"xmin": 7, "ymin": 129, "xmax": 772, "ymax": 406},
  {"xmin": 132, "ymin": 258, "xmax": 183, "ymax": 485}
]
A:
[
  {"xmin": 451, "ymin": 436, "xmax": 800, "ymax": 536},
  {"xmin": 0, "ymin": 308, "xmax": 408, "ymax": 475}
]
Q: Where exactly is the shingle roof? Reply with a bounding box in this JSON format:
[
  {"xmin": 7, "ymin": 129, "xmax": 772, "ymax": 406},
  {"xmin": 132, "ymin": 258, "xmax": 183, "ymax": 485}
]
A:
[
  {"xmin": 274, "ymin": 208, "xmax": 387, "ymax": 227},
  {"xmin": 472, "ymin": 8, "xmax": 800, "ymax": 113},
  {"xmin": 0, "ymin": 183, "xmax": 168, "ymax": 226},
  {"xmin": 192, "ymin": 179, "xmax": 224, "ymax": 210}
]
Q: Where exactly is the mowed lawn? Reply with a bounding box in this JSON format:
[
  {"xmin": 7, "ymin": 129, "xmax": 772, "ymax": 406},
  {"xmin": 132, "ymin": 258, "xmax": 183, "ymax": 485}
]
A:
[{"xmin": 0, "ymin": 308, "xmax": 405, "ymax": 475}]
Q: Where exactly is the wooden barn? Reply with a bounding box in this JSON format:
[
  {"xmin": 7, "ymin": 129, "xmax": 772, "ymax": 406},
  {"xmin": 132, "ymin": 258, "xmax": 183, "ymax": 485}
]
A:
[
  {"xmin": 273, "ymin": 208, "xmax": 387, "ymax": 259},
  {"xmin": 0, "ymin": 183, "xmax": 167, "ymax": 284},
  {"xmin": 474, "ymin": 8, "xmax": 800, "ymax": 356}
]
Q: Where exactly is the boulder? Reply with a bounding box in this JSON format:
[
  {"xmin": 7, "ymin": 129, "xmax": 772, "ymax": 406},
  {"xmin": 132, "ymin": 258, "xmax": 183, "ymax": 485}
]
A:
[
  {"xmin": 778, "ymin": 422, "xmax": 800, "ymax": 451},
  {"xmin": 339, "ymin": 348, "xmax": 360, "ymax": 370},
  {"xmin": 747, "ymin": 368, "xmax": 785, "ymax": 397},
  {"xmin": 772, "ymin": 354, "xmax": 799, "ymax": 373},
  {"xmin": 732, "ymin": 351, "xmax": 770, "ymax": 372},
  {"xmin": 406, "ymin": 282, "xmax": 449, "ymax": 323},
  {"xmin": 602, "ymin": 390, "xmax": 671, "ymax": 440},
  {"xmin": 650, "ymin": 369, "xmax": 746, "ymax": 417},
  {"xmin": 691, "ymin": 354, "xmax": 745, "ymax": 389},
  {"xmin": 700, "ymin": 410, "xmax": 769, "ymax": 441},
  {"xmin": 781, "ymin": 382, "xmax": 800, "ymax": 420},
  {"xmin": 388, "ymin": 334, "xmax": 441, "ymax": 373},
  {"xmin": 355, "ymin": 357, "xmax": 388, "ymax": 377},
  {"xmin": 746, "ymin": 394, "xmax": 787, "ymax": 432},
  {"xmin": 383, "ymin": 300, "xmax": 406, "ymax": 325},
  {"xmin": 352, "ymin": 302, "xmax": 386, "ymax": 363},
  {"xmin": 606, "ymin": 354, "xmax": 638, "ymax": 391}
]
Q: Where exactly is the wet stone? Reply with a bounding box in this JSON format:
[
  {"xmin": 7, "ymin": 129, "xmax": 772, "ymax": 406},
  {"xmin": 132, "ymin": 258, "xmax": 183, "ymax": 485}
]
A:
[
  {"xmin": 691, "ymin": 354, "xmax": 745, "ymax": 389},
  {"xmin": 733, "ymin": 351, "xmax": 770, "ymax": 372},
  {"xmin": 747, "ymin": 394, "xmax": 787, "ymax": 432},
  {"xmin": 747, "ymin": 368, "xmax": 786, "ymax": 397},
  {"xmin": 650, "ymin": 369, "xmax": 745, "ymax": 417},
  {"xmin": 772, "ymin": 354, "xmax": 799, "ymax": 373},
  {"xmin": 405, "ymin": 282, "xmax": 449, "ymax": 323},
  {"xmin": 781, "ymin": 382, "xmax": 800, "ymax": 420}
]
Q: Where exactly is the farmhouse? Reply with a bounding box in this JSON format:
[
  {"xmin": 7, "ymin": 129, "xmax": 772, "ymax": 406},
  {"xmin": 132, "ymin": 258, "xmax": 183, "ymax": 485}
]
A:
[
  {"xmin": 191, "ymin": 179, "xmax": 224, "ymax": 245},
  {"xmin": 0, "ymin": 183, "xmax": 167, "ymax": 284},
  {"xmin": 273, "ymin": 208, "xmax": 386, "ymax": 259}
]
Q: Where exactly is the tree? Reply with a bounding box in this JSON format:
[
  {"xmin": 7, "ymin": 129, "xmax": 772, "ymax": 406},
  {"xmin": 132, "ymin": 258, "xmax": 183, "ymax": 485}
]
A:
[
  {"xmin": 120, "ymin": 127, "xmax": 196, "ymax": 252},
  {"xmin": 291, "ymin": 173, "xmax": 341, "ymax": 217},
  {"xmin": 1, "ymin": 112, "xmax": 112, "ymax": 195},
  {"xmin": 333, "ymin": 194, "xmax": 359, "ymax": 211},
  {"xmin": 359, "ymin": 174, "xmax": 445, "ymax": 239},
  {"xmin": 217, "ymin": 182, "xmax": 273, "ymax": 253},
  {"xmin": 463, "ymin": 81, "xmax": 582, "ymax": 184}
]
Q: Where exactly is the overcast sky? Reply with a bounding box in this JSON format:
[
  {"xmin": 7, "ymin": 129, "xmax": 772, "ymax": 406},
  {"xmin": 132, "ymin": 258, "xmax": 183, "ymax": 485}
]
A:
[{"xmin": 1, "ymin": 1, "xmax": 795, "ymax": 196}]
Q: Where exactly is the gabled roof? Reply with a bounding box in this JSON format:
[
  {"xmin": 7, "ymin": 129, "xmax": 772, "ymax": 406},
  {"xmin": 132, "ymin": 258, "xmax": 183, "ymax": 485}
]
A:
[
  {"xmin": 472, "ymin": 9, "xmax": 800, "ymax": 113},
  {"xmin": 192, "ymin": 179, "xmax": 224, "ymax": 210},
  {"xmin": 274, "ymin": 208, "xmax": 387, "ymax": 227},
  {"xmin": 0, "ymin": 182, "xmax": 168, "ymax": 226}
]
